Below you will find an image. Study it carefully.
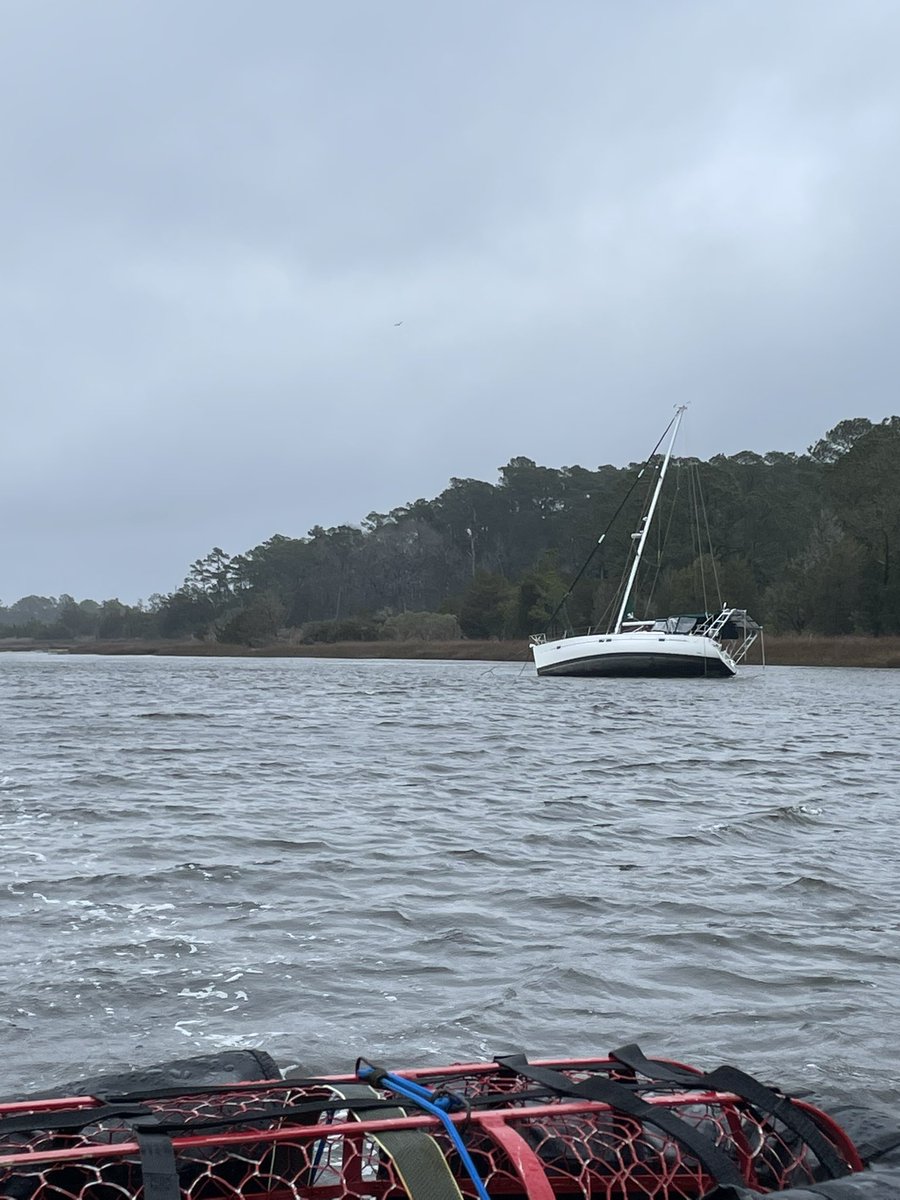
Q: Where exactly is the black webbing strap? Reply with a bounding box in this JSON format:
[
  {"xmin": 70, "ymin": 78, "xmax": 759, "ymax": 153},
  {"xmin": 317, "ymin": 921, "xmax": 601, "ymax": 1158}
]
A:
[
  {"xmin": 496, "ymin": 1053, "xmax": 746, "ymax": 1189},
  {"xmin": 135, "ymin": 1127, "xmax": 181, "ymax": 1200},
  {"xmin": 0, "ymin": 1093, "xmax": 443, "ymax": 1141},
  {"xmin": 141, "ymin": 1094, "xmax": 411, "ymax": 1135},
  {"xmin": 610, "ymin": 1044, "xmax": 851, "ymax": 1181},
  {"xmin": 0, "ymin": 1103, "xmax": 153, "ymax": 1135},
  {"xmin": 609, "ymin": 1043, "xmax": 705, "ymax": 1085},
  {"xmin": 706, "ymin": 1066, "xmax": 850, "ymax": 1180},
  {"xmin": 100, "ymin": 1079, "xmax": 320, "ymax": 1102}
]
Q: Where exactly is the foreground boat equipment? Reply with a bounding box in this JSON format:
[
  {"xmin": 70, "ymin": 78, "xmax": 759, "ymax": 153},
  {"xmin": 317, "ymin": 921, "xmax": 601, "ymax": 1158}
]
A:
[
  {"xmin": 356, "ymin": 1058, "xmax": 490, "ymax": 1199},
  {"xmin": 0, "ymin": 1045, "xmax": 868, "ymax": 1199}
]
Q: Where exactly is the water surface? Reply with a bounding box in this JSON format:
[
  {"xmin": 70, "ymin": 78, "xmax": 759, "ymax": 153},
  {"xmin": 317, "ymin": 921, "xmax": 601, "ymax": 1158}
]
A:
[{"xmin": 2, "ymin": 653, "xmax": 897, "ymax": 1102}]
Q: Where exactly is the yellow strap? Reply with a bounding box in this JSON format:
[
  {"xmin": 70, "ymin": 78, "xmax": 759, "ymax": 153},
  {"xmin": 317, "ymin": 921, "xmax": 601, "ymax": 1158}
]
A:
[{"xmin": 324, "ymin": 1083, "xmax": 465, "ymax": 1200}]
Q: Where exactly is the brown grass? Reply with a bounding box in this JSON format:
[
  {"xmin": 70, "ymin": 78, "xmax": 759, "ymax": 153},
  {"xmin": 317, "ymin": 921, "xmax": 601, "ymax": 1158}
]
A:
[
  {"xmin": 758, "ymin": 635, "xmax": 900, "ymax": 668},
  {"xmin": 57, "ymin": 638, "xmax": 534, "ymax": 661},
  {"xmin": 33, "ymin": 634, "xmax": 900, "ymax": 667}
]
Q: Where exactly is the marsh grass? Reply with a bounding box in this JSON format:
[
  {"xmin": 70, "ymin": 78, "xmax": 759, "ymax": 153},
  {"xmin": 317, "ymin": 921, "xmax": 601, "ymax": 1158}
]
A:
[{"xmin": 55, "ymin": 635, "xmax": 900, "ymax": 667}]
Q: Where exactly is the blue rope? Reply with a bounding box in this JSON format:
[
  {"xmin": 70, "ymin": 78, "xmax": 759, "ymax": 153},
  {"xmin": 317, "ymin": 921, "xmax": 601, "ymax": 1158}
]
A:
[{"xmin": 356, "ymin": 1060, "xmax": 491, "ymax": 1200}]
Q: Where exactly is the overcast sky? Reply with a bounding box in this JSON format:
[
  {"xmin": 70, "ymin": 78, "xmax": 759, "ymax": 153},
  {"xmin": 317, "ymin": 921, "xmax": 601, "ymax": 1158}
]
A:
[{"xmin": 2, "ymin": 1, "xmax": 899, "ymax": 603}]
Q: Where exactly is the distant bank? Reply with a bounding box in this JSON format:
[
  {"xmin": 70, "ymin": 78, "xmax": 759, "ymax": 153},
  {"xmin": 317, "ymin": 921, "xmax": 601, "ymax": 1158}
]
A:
[{"xmin": 3, "ymin": 636, "xmax": 900, "ymax": 668}]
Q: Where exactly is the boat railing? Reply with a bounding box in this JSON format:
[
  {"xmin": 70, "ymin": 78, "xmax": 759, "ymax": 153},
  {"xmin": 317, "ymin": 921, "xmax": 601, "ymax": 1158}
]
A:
[
  {"xmin": 534, "ymin": 613, "xmax": 764, "ymax": 648},
  {"xmin": 530, "ymin": 623, "xmax": 610, "ymax": 644},
  {"xmin": 731, "ymin": 629, "xmax": 760, "ymax": 663},
  {"xmin": 695, "ymin": 609, "xmax": 733, "ymax": 640},
  {"xmin": 694, "ymin": 607, "xmax": 761, "ymax": 663}
]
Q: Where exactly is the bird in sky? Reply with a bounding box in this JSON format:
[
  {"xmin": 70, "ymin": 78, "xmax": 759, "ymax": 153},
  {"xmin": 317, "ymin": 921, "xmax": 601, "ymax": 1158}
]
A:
[{"xmin": 394, "ymin": 321, "xmax": 403, "ymax": 326}]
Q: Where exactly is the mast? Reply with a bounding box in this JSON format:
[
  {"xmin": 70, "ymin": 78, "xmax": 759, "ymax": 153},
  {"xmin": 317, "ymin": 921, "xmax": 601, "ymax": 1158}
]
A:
[{"xmin": 613, "ymin": 405, "xmax": 686, "ymax": 633}]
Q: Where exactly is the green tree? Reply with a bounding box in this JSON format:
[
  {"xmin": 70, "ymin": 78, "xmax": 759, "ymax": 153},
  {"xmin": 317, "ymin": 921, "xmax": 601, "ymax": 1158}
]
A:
[
  {"xmin": 809, "ymin": 418, "xmax": 875, "ymax": 463},
  {"xmin": 217, "ymin": 594, "xmax": 286, "ymax": 646},
  {"xmin": 159, "ymin": 588, "xmax": 216, "ymax": 638},
  {"xmin": 824, "ymin": 418, "xmax": 900, "ymax": 632},
  {"xmin": 512, "ymin": 559, "xmax": 568, "ymax": 637},
  {"xmin": 458, "ymin": 572, "xmax": 515, "ymax": 638},
  {"xmin": 97, "ymin": 599, "xmax": 129, "ymax": 639},
  {"xmin": 55, "ymin": 596, "xmax": 98, "ymax": 637},
  {"xmin": 186, "ymin": 548, "xmax": 240, "ymax": 614},
  {"xmin": 231, "ymin": 535, "xmax": 307, "ymax": 601},
  {"xmin": 428, "ymin": 477, "xmax": 508, "ymax": 579},
  {"xmin": 1, "ymin": 595, "xmax": 59, "ymax": 626}
]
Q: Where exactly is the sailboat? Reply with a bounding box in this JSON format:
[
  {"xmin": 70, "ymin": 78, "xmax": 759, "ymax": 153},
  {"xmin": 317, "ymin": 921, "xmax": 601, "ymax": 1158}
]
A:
[{"xmin": 530, "ymin": 406, "xmax": 761, "ymax": 678}]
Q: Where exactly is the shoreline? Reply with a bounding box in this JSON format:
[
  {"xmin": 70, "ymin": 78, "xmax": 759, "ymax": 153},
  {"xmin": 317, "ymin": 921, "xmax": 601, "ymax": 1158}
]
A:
[{"xmin": 4, "ymin": 635, "xmax": 900, "ymax": 668}]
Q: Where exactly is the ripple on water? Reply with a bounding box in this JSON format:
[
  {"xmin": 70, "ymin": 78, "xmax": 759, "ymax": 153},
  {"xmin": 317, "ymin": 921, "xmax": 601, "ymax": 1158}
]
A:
[{"xmin": 0, "ymin": 654, "xmax": 898, "ymax": 1102}]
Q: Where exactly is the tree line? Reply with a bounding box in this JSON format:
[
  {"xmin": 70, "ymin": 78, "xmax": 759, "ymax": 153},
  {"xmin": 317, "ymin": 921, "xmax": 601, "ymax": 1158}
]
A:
[{"xmin": 3, "ymin": 417, "xmax": 899, "ymax": 645}]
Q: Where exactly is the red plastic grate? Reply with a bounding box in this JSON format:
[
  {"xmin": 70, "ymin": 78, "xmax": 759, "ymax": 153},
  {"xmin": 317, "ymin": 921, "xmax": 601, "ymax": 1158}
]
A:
[{"xmin": 0, "ymin": 1057, "xmax": 863, "ymax": 1200}]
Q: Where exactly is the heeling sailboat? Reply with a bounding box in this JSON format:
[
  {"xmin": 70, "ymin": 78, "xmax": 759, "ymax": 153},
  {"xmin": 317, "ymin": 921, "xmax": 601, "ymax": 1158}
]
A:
[{"xmin": 530, "ymin": 406, "xmax": 761, "ymax": 678}]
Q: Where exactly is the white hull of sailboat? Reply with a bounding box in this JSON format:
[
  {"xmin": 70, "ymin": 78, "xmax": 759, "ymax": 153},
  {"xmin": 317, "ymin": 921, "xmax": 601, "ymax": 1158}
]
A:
[{"xmin": 531, "ymin": 631, "xmax": 737, "ymax": 678}]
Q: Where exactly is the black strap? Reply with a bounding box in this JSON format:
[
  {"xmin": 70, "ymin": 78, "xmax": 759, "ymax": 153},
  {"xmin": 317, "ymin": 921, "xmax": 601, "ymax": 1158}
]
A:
[
  {"xmin": 101, "ymin": 1079, "xmax": 320, "ymax": 1102},
  {"xmin": 496, "ymin": 1054, "xmax": 745, "ymax": 1188},
  {"xmin": 610, "ymin": 1044, "xmax": 850, "ymax": 1181},
  {"xmin": 142, "ymin": 1095, "xmax": 410, "ymax": 1135},
  {"xmin": 468, "ymin": 1084, "xmax": 561, "ymax": 1108},
  {"xmin": 0, "ymin": 1095, "xmax": 409, "ymax": 1142},
  {"xmin": 0, "ymin": 1103, "xmax": 153, "ymax": 1135},
  {"xmin": 705, "ymin": 1066, "xmax": 850, "ymax": 1181},
  {"xmin": 132, "ymin": 1087, "xmax": 577, "ymax": 1134},
  {"xmin": 136, "ymin": 1128, "xmax": 181, "ymax": 1200},
  {"xmin": 610, "ymin": 1043, "xmax": 706, "ymax": 1085}
]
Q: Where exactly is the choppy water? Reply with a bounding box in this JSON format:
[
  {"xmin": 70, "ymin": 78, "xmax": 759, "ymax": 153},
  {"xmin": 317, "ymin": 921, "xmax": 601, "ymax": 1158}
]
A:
[{"xmin": 1, "ymin": 652, "xmax": 898, "ymax": 1103}]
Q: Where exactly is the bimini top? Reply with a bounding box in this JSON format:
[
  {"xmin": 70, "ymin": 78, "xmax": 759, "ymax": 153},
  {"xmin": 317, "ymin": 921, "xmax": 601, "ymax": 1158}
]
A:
[{"xmin": 623, "ymin": 610, "xmax": 762, "ymax": 637}]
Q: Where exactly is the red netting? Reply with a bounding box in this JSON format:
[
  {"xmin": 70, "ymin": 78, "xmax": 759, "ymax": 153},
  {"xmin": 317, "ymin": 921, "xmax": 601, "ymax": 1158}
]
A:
[{"xmin": 0, "ymin": 1058, "xmax": 862, "ymax": 1200}]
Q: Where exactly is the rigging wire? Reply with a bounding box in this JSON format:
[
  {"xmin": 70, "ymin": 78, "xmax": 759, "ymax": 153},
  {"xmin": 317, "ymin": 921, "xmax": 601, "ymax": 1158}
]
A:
[
  {"xmin": 604, "ymin": 457, "xmax": 659, "ymax": 631},
  {"xmin": 644, "ymin": 461, "xmax": 681, "ymax": 617},
  {"xmin": 688, "ymin": 462, "xmax": 709, "ymax": 613},
  {"xmin": 696, "ymin": 462, "xmax": 723, "ymax": 607},
  {"xmin": 539, "ymin": 411, "xmax": 681, "ymax": 636},
  {"xmin": 592, "ymin": 586, "xmax": 617, "ymax": 635}
]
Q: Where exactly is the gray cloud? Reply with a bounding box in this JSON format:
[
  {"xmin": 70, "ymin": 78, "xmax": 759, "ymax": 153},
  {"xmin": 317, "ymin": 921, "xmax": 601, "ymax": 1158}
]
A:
[{"xmin": 2, "ymin": 1, "xmax": 899, "ymax": 601}]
